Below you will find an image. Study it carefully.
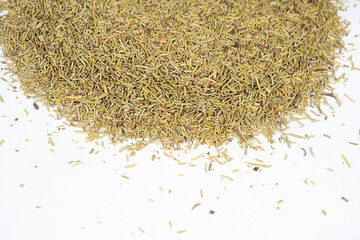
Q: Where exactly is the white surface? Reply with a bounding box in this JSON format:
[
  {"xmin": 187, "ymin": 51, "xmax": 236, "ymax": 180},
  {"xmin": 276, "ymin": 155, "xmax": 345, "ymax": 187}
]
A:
[{"xmin": 1, "ymin": 2, "xmax": 360, "ymax": 240}]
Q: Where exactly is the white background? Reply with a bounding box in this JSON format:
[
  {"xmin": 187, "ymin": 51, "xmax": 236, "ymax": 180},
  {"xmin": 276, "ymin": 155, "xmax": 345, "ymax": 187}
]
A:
[{"xmin": 1, "ymin": 2, "xmax": 360, "ymax": 240}]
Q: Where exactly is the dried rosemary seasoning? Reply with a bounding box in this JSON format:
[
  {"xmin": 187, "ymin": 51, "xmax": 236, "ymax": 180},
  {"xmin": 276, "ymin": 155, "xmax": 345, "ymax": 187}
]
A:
[{"xmin": 0, "ymin": 0, "xmax": 347, "ymax": 149}]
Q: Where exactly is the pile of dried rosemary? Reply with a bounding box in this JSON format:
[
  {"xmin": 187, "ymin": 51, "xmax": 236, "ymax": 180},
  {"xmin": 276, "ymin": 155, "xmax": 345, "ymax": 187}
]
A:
[{"xmin": 0, "ymin": 0, "xmax": 347, "ymax": 148}]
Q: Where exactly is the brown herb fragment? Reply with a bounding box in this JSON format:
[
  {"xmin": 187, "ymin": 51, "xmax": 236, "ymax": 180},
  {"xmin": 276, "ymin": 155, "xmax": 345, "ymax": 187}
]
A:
[
  {"xmin": 301, "ymin": 148, "xmax": 307, "ymax": 156},
  {"xmin": 192, "ymin": 203, "xmax": 201, "ymax": 210},
  {"xmin": 33, "ymin": 102, "xmax": 39, "ymax": 110},
  {"xmin": 89, "ymin": 148, "xmax": 94, "ymax": 154},
  {"xmin": 323, "ymin": 134, "xmax": 332, "ymax": 139}
]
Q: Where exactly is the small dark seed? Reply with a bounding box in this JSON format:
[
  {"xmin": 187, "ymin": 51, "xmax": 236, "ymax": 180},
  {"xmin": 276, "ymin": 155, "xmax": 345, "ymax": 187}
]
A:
[{"xmin": 33, "ymin": 102, "xmax": 39, "ymax": 110}]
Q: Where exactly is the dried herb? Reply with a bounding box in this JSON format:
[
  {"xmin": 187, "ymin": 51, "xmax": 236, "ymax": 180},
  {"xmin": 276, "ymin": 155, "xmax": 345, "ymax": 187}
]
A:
[
  {"xmin": 341, "ymin": 154, "xmax": 351, "ymax": 168},
  {"xmin": 301, "ymin": 148, "xmax": 307, "ymax": 156},
  {"xmin": 192, "ymin": 203, "xmax": 201, "ymax": 210},
  {"xmin": 0, "ymin": 0, "xmax": 347, "ymax": 150},
  {"xmin": 33, "ymin": 102, "xmax": 39, "ymax": 110}
]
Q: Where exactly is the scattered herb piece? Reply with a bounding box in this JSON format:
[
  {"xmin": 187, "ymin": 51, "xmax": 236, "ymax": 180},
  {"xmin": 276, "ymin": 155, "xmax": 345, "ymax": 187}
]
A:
[
  {"xmin": 344, "ymin": 94, "xmax": 355, "ymax": 103},
  {"xmin": 192, "ymin": 203, "xmax": 201, "ymax": 210},
  {"xmin": 33, "ymin": 102, "xmax": 39, "ymax": 110},
  {"xmin": 309, "ymin": 147, "xmax": 315, "ymax": 157},
  {"xmin": 221, "ymin": 175, "xmax": 234, "ymax": 182},
  {"xmin": 301, "ymin": 148, "xmax": 307, "ymax": 156},
  {"xmin": 323, "ymin": 134, "xmax": 332, "ymax": 139},
  {"xmin": 245, "ymin": 162, "xmax": 272, "ymax": 168},
  {"xmin": 125, "ymin": 164, "xmax": 136, "ymax": 169},
  {"xmin": 341, "ymin": 155, "xmax": 351, "ymax": 168},
  {"xmin": 138, "ymin": 227, "xmax": 145, "ymax": 234}
]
